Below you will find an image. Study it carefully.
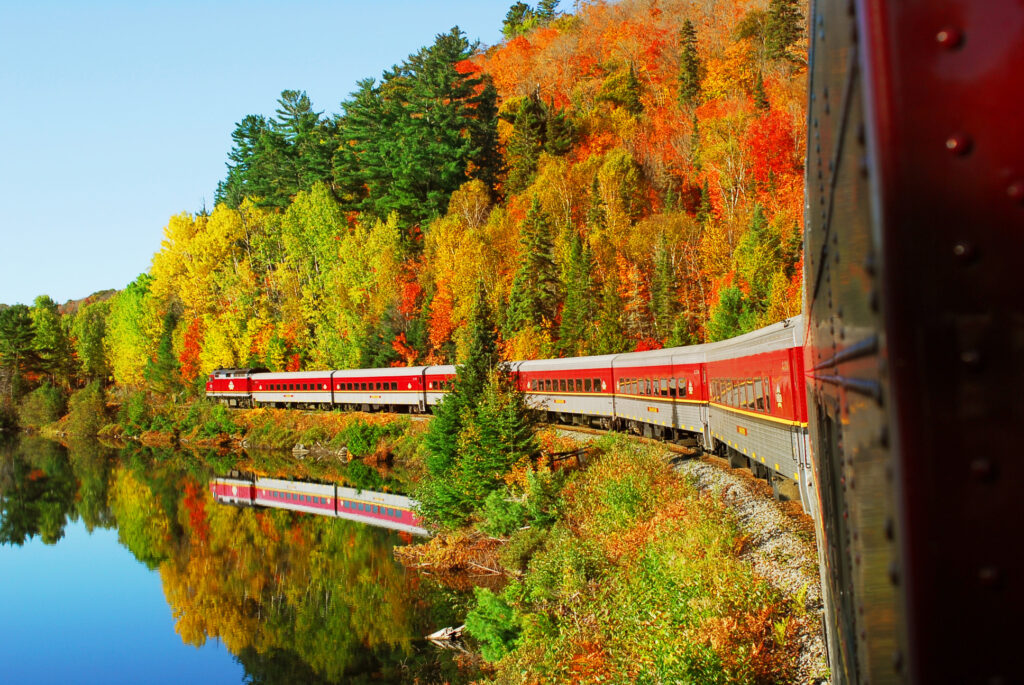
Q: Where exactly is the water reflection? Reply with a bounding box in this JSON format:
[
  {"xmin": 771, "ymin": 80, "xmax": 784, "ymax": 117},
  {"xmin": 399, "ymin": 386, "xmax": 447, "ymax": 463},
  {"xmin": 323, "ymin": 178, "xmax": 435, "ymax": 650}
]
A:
[{"xmin": 0, "ymin": 437, "xmax": 473, "ymax": 684}]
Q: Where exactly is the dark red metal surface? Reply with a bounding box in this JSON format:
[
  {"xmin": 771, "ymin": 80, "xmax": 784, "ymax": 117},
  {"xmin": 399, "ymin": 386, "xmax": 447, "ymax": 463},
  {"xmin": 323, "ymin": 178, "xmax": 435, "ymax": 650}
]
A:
[{"xmin": 806, "ymin": 1, "xmax": 1024, "ymax": 682}]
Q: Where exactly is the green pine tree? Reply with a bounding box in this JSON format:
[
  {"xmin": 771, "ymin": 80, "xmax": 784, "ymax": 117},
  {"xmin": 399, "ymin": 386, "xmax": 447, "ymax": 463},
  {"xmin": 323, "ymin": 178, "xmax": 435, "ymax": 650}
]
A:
[
  {"xmin": 696, "ymin": 179, "xmax": 712, "ymax": 225},
  {"xmin": 536, "ymin": 0, "xmax": 559, "ymax": 21},
  {"xmin": 30, "ymin": 295, "xmax": 75, "ymax": 389},
  {"xmin": 678, "ymin": 19, "xmax": 702, "ymax": 107},
  {"xmin": 144, "ymin": 311, "xmax": 181, "ymax": 396},
  {"xmin": 707, "ymin": 285, "xmax": 758, "ymax": 341},
  {"xmin": 594, "ymin": 272, "xmax": 629, "ymax": 355},
  {"xmin": 766, "ymin": 0, "xmax": 804, "ymax": 62},
  {"xmin": 651, "ymin": 236, "xmax": 677, "ymax": 341},
  {"xmin": 557, "ymin": 233, "xmax": 596, "ymax": 356},
  {"xmin": 0, "ymin": 305, "xmax": 40, "ymax": 400},
  {"xmin": 753, "ymin": 71, "xmax": 770, "ymax": 110},
  {"xmin": 504, "ymin": 197, "xmax": 559, "ymax": 336}
]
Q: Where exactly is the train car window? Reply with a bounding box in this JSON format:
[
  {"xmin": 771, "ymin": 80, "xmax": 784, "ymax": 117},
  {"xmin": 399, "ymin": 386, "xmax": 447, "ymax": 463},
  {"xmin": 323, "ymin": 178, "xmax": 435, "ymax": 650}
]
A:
[
  {"xmin": 391, "ymin": 382, "xmax": 398, "ymax": 390},
  {"xmin": 358, "ymin": 383, "xmax": 365, "ymax": 390},
  {"xmin": 584, "ymin": 378, "xmax": 592, "ymax": 392},
  {"xmin": 763, "ymin": 377, "xmax": 771, "ymax": 414},
  {"xmin": 594, "ymin": 378, "xmax": 601, "ymax": 392},
  {"xmin": 660, "ymin": 379, "xmax": 669, "ymax": 396},
  {"xmin": 572, "ymin": 379, "xmax": 579, "ymax": 392}
]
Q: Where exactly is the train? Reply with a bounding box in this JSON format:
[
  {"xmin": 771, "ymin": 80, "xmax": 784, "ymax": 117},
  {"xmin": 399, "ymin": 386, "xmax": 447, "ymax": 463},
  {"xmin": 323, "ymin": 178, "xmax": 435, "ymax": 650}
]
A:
[
  {"xmin": 210, "ymin": 474, "xmax": 428, "ymax": 537},
  {"xmin": 206, "ymin": 315, "xmax": 817, "ymax": 520},
  {"xmin": 204, "ymin": 1, "xmax": 1024, "ymax": 681}
]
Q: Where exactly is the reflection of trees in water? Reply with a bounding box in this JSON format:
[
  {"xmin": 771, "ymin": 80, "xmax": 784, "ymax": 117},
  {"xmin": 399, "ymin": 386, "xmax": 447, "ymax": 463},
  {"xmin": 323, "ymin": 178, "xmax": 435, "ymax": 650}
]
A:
[
  {"xmin": 159, "ymin": 502, "xmax": 449, "ymax": 682},
  {"xmin": 1, "ymin": 437, "xmax": 474, "ymax": 682},
  {"xmin": 0, "ymin": 436, "xmax": 80, "ymax": 545}
]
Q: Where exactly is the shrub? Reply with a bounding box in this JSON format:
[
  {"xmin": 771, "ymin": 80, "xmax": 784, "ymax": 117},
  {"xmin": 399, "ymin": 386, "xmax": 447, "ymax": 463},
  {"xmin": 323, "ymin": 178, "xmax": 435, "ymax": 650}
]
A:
[
  {"xmin": 465, "ymin": 587, "xmax": 523, "ymax": 662},
  {"xmin": 480, "ymin": 488, "xmax": 528, "ymax": 537},
  {"xmin": 117, "ymin": 391, "xmax": 151, "ymax": 436},
  {"xmin": 67, "ymin": 381, "xmax": 108, "ymax": 437},
  {"xmin": 17, "ymin": 383, "xmax": 66, "ymax": 429},
  {"xmin": 198, "ymin": 403, "xmax": 239, "ymax": 438}
]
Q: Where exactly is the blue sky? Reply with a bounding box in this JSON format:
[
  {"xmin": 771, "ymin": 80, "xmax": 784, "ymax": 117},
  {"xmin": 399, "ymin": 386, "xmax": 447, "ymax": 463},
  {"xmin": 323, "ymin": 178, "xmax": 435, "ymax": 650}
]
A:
[{"xmin": 0, "ymin": 1, "xmax": 514, "ymax": 307}]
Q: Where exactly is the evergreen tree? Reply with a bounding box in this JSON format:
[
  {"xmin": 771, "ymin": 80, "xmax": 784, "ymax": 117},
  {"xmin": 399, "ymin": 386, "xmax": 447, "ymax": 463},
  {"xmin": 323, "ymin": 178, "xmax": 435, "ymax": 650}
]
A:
[
  {"xmin": 504, "ymin": 197, "xmax": 559, "ymax": 336},
  {"xmin": 502, "ymin": 2, "xmax": 536, "ymax": 39},
  {"xmin": 678, "ymin": 20, "xmax": 702, "ymax": 107},
  {"xmin": 651, "ymin": 236, "xmax": 677, "ymax": 341},
  {"xmin": 557, "ymin": 233, "xmax": 596, "ymax": 356},
  {"xmin": 30, "ymin": 295, "xmax": 75, "ymax": 389},
  {"xmin": 0, "ymin": 305, "xmax": 40, "ymax": 400},
  {"xmin": 734, "ymin": 204, "xmax": 781, "ymax": 311},
  {"xmin": 753, "ymin": 71, "xmax": 770, "ymax": 110},
  {"xmin": 144, "ymin": 311, "xmax": 180, "ymax": 395},
  {"xmin": 504, "ymin": 92, "xmax": 547, "ymax": 195},
  {"xmin": 587, "ymin": 175, "xmax": 607, "ymax": 230},
  {"xmin": 766, "ymin": 0, "xmax": 804, "ymax": 62},
  {"xmin": 460, "ymin": 280, "xmax": 500, "ymax": 402},
  {"xmin": 536, "ymin": 0, "xmax": 559, "ymax": 21},
  {"xmin": 622, "ymin": 65, "xmax": 643, "ymax": 115},
  {"xmin": 707, "ymin": 285, "xmax": 757, "ymax": 341},
  {"xmin": 696, "ymin": 179, "xmax": 712, "ymax": 225},
  {"xmin": 594, "ymin": 273, "xmax": 629, "ymax": 355},
  {"xmin": 543, "ymin": 106, "xmax": 574, "ymax": 156},
  {"xmin": 337, "ymin": 28, "xmax": 500, "ymax": 226},
  {"xmin": 418, "ymin": 283, "xmax": 536, "ymax": 530},
  {"xmin": 216, "ymin": 114, "xmax": 271, "ymax": 208}
]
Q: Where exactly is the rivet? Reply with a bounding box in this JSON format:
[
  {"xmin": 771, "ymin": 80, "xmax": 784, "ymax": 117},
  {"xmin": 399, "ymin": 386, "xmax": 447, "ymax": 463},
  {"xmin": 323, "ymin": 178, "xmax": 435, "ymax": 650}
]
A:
[
  {"xmin": 953, "ymin": 240, "xmax": 976, "ymax": 261},
  {"xmin": 978, "ymin": 566, "xmax": 1001, "ymax": 588},
  {"xmin": 1007, "ymin": 180, "xmax": 1024, "ymax": 203},
  {"xmin": 936, "ymin": 27, "xmax": 964, "ymax": 49},
  {"xmin": 970, "ymin": 458, "xmax": 995, "ymax": 481},
  {"xmin": 960, "ymin": 349, "xmax": 982, "ymax": 368},
  {"xmin": 945, "ymin": 133, "xmax": 972, "ymax": 155}
]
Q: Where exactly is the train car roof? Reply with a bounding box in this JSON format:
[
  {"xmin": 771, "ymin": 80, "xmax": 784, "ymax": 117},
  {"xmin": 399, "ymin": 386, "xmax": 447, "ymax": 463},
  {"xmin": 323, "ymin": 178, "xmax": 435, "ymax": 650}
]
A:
[
  {"xmin": 703, "ymin": 316, "xmax": 805, "ymax": 361},
  {"xmin": 515, "ymin": 354, "xmax": 617, "ymax": 372},
  {"xmin": 423, "ymin": 365, "xmax": 457, "ymax": 375},
  {"xmin": 251, "ymin": 370, "xmax": 336, "ymax": 380},
  {"xmin": 330, "ymin": 366, "xmax": 429, "ymax": 377},
  {"xmin": 612, "ymin": 344, "xmax": 709, "ymax": 369}
]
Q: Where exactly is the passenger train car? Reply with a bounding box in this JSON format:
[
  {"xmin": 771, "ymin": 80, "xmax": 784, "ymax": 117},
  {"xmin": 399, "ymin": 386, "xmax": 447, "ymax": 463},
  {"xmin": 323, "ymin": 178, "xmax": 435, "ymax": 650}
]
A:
[
  {"xmin": 210, "ymin": 475, "xmax": 428, "ymax": 537},
  {"xmin": 207, "ymin": 317, "xmax": 814, "ymax": 518}
]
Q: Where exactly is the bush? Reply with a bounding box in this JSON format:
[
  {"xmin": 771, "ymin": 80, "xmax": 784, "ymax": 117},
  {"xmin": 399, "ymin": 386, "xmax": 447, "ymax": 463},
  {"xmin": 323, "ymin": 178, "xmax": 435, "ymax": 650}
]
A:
[
  {"xmin": 480, "ymin": 489, "xmax": 528, "ymax": 537},
  {"xmin": 198, "ymin": 403, "xmax": 239, "ymax": 438},
  {"xmin": 67, "ymin": 381, "xmax": 108, "ymax": 437},
  {"xmin": 117, "ymin": 391, "xmax": 151, "ymax": 436},
  {"xmin": 465, "ymin": 587, "xmax": 522, "ymax": 662},
  {"xmin": 333, "ymin": 420, "xmax": 388, "ymax": 457},
  {"xmin": 17, "ymin": 383, "xmax": 66, "ymax": 429}
]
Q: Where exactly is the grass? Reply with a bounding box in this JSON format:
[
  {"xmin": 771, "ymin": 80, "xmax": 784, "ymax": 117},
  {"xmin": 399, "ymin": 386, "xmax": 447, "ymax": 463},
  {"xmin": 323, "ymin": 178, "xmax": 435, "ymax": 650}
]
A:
[{"xmin": 465, "ymin": 433, "xmax": 806, "ymax": 684}]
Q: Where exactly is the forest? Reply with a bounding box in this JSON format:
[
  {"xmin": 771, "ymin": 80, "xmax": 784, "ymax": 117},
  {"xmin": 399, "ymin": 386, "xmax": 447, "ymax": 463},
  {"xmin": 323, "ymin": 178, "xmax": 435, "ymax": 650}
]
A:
[{"xmin": 0, "ymin": 0, "xmax": 806, "ymax": 421}]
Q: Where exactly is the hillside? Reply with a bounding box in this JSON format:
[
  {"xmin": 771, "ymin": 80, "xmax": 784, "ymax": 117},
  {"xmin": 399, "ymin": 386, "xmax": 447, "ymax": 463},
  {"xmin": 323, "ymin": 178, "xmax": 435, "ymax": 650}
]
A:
[{"xmin": 1, "ymin": 0, "xmax": 806, "ymax": 394}]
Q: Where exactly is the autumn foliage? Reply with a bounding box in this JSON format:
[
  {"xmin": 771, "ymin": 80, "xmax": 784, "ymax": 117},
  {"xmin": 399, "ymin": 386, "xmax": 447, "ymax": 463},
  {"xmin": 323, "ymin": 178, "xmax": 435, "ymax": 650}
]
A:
[{"xmin": 25, "ymin": 0, "xmax": 808, "ymax": 398}]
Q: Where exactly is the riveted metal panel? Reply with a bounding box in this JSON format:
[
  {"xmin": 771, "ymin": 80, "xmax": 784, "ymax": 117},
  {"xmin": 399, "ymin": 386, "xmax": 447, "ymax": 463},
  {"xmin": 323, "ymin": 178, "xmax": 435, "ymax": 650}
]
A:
[{"xmin": 805, "ymin": 1, "xmax": 1024, "ymax": 683}]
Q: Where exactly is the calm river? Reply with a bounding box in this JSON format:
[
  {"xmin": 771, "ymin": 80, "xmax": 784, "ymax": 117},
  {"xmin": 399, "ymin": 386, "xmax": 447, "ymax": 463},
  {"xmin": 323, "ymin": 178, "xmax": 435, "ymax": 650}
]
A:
[{"xmin": 0, "ymin": 436, "xmax": 470, "ymax": 684}]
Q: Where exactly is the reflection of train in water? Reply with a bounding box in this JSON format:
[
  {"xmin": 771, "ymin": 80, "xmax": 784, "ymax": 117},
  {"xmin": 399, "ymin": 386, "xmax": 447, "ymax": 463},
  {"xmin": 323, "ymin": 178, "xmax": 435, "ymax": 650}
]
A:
[{"xmin": 209, "ymin": 475, "xmax": 428, "ymax": 537}]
